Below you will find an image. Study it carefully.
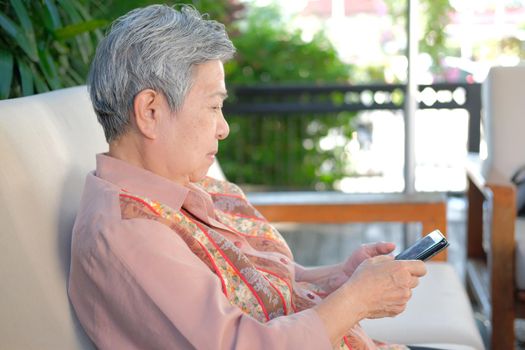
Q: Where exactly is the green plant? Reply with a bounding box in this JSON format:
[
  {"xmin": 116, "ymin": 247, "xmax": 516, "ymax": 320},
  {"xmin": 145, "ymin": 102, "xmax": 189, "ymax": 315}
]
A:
[
  {"xmin": 0, "ymin": 0, "xmax": 107, "ymax": 99},
  {"xmin": 0, "ymin": 0, "xmax": 356, "ymax": 189},
  {"xmin": 92, "ymin": 0, "xmax": 243, "ymax": 27},
  {"xmin": 420, "ymin": 0, "xmax": 452, "ymax": 65},
  {"xmin": 220, "ymin": 5, "xmax": 356, "ymax": 189},
  {"xmin": 226, "ymin": 5, "xmax": 351, "ymax": 84}
]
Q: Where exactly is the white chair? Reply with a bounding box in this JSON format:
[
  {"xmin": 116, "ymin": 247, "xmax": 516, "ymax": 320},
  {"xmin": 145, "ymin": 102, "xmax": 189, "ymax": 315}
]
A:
[
  {"xmin": 0, "ymin": 86, "xmax": 483, "ymax": 349},
  {"xmin": 0, "ymin": 86, "xmax": 101, "ymax": 349},
  {"xmin": 466, "ymin": 64, "xmax": 525, "ymax": 349}
]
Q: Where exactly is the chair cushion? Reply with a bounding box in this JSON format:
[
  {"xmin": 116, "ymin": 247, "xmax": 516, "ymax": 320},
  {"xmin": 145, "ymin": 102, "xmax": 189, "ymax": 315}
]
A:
[
  {"xmin": 514, "ymin": 218, "xmax": 525, "ymax": 289},
  {"xmin": 0, "ymin": 86, "xmax": 104, "ymax": 349},
  {"xmin": 361, "ymin": 262, "xmax": 485, "ymax": 350},
  {"xmin": 481, "ymin": 65, "xmax": 525, "ymax": 180}
]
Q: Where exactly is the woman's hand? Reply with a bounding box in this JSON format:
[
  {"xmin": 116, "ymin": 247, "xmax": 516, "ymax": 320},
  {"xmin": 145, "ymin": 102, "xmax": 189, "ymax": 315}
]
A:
[
  {"xmin": 314, "ymin": 254, "xmax": 426, "ymax": 345},
  {"xmin": 342, "ymin": 242, "xmax": 396, "ymax": 277},
  {"xmin": 320, "ymin": 242, "xmax": 396, "ymax": 293},
  {"xmin": 344, "ymin": 255, "xmax": 427, "ymax": 319}
]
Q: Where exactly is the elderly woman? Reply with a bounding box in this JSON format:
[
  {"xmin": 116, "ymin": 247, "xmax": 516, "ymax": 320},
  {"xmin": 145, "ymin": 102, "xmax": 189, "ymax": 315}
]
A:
[{"xmin": 68, "ymin": 5, "xmax": 426, "ymax": 350}]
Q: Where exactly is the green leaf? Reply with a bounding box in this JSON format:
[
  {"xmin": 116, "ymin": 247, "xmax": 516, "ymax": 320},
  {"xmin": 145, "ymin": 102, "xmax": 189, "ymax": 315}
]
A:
[
  {"xmin": 44, "ymin": 0, "xmax": 63, "ymax": 29},
  {"xmin": 37, "ymin": 45, "xmax": 61, "ymax": 90},
  {"xmin": 57, "ymin": 0, "xmax": 91, "ymax": 62},
  {"xmin": 10, "ymin": 0, "xmax": 34, "ymax": 35},
  {"xmin": 0, "ymin": 11, "xmax": 19, "ymax": 37},
  {"xmin": 33, "ymin": 68, "xmax": 49, "ymax": 94},
  {"xmin": 0, "ymin": 50, "xmax": 14, "ymax": 99},
  {"xmin": 17, "ymin": 58, "xmax": 34, "ymax": 96},
  {"xmin": 33, "ymin": 1, "xmax": 52, "ymax": 31},
  {"xmin": 66, "ymin": 66, "xmax": 84, "ymax": 85},
  {"xmin": 70, "ymin": 0, "xmax": 94, "ymax": 20},
  {"xmin": 57, "ymin": 0, "xmax": 82, "ymax": 22},
  {"xmin": 10, "ymin": 0, "xmax": 38, "ymax": 61},
  {"xmin": 34, "ymin": 0, "xmax": 59, "ymax": 31},
  {"xmin": 54, "ymin": 19, "xmax": 107, "ymax": 40},
  {"xmin": 0, "ymin": 12, "xmax": 38, "ymax": 61},
  {"xmin": 61, "ymin": 72, "xmax": 77, "ymax": 86},
  {"xmin": 74, "ymin": 35, "xmax": 90, "ymax": 64}
]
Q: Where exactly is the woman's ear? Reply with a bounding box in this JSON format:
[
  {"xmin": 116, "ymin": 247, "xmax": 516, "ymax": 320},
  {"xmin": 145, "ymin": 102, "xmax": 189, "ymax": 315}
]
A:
[{"xmin": 132, "ymin": 89, "xmax": 162, "ymax": 139}]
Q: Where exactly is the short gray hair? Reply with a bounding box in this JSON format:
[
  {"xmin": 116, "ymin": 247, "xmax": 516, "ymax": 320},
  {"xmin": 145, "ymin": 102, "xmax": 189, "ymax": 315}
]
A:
[{"xmin": 88, "ymin": 4, "xmax": 236, "ymax": 142}]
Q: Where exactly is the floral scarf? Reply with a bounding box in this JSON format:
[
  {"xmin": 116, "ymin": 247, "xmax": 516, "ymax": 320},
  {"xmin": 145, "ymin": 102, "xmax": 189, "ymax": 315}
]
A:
[{"xmin": 119, "ymin": 177, "xmax": 407, "ymax": 350}]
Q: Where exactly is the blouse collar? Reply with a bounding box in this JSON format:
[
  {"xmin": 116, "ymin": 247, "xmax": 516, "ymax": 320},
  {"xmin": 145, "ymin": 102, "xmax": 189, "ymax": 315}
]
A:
[{"xmin": 96, "ymin": 153, "xmax": 190, "ymax": 212}]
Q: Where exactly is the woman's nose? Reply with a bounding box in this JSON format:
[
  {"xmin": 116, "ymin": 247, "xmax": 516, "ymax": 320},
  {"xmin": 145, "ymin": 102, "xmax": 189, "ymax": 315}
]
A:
[{"xmin": 217, "ymin": 112, "xmax": 229, "ymax": 140}]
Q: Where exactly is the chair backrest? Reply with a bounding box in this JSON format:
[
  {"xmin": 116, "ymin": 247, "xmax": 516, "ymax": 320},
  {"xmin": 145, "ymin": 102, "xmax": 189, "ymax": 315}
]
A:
[
  {"xmin": 0, "ymin": 86, "xmax": 105, "ymax": 349},
  {"xmin": 0, "ymin": 86, "xmax": 227, "ymax": 349},
  {"xmin": 481, "ymin": 65, "xmax": 525, "ymax": 180}
]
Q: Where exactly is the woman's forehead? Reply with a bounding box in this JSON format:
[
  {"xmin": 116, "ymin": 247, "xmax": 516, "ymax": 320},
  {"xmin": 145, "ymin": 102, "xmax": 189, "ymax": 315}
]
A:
[{"xmin": 189, "ymin": 61, "xmax": 226, "ymax": 96}]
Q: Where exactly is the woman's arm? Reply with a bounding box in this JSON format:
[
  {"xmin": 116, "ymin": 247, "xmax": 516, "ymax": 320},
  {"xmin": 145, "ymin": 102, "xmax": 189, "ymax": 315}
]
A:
[
  {"xmin": 294, "ymin": 262, "xmax": 347, "ymax": 294},
  {"xmin": 71, "ymin": 218, "xmax": 334, "ymax": 349},
  {"xmin": 295, "ymin": 242, "xmax": 397, "ymax": 293}
]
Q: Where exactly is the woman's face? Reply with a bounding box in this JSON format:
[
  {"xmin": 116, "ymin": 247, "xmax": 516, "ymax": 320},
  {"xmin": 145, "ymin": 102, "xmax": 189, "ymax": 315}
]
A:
[{"xmin": 157, "ymin": 60, "xmax": 229, "ymax": 185}]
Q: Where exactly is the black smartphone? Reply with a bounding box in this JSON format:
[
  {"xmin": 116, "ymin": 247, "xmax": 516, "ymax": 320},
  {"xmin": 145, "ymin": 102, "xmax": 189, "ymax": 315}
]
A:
[{"xmin": 395, "ymin": 230, "xmax": 449, "ymax": 261}]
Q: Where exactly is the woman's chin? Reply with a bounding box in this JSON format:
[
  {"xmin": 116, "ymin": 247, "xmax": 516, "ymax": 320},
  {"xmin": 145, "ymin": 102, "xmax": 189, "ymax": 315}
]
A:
[{"xmin": 189, "ymin": 168, "xmax": 211, "ymax": 183}]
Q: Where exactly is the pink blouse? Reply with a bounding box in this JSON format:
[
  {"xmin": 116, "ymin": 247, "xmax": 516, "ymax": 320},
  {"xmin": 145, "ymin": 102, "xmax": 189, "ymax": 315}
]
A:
[{"xmin": 68, "ymin": 154, "xmax": 397, "ymax": 349}]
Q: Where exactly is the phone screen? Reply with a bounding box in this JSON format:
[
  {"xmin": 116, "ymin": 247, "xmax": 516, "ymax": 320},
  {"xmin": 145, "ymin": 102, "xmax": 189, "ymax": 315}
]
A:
[{"xmin": 395, "ymin": 230, "xmax": 448, "ymax": 261}]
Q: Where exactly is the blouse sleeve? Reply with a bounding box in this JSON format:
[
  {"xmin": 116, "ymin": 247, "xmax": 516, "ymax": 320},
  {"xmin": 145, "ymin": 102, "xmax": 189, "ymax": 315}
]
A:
[{"xmin": 76, "ymin": 217, "xmax": 332, "ymax": 349}]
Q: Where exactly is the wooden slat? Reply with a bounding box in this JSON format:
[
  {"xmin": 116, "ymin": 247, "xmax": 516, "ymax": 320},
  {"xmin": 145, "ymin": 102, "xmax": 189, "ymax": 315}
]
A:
[
  {"xmin": 248, "ymin": 191, "xmax": 445, "ymax": 205},
  {"xmin": 487, "ymin": 181, "xmax": 516, "ymax": 350},
  {"xmin": 466, "ymin": 176, "xmax": 485, "ymax": 259},
  {"xmin": 250, "ymin": 191, "xmax": 448, "ymax": 261},
  {"xmin": 466, "ymin": 259, "xmax": 491, "ymax": 317}
]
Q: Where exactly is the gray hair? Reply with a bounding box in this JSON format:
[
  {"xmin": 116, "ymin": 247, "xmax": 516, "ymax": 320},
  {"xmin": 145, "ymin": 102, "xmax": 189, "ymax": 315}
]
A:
[{"xmin": 88, "ymin": 4, "xmax": 236, "ymax": 142}]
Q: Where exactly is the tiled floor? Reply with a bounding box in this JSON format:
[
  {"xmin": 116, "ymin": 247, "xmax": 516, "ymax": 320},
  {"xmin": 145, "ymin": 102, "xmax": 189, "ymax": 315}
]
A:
[{"xmin": 274, "ymin": 196, "xmax": 521, "ymax": 350}]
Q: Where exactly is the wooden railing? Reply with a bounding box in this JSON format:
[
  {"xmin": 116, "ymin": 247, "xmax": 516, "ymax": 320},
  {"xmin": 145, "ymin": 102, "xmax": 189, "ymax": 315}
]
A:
[
  {"xmin": 225, "ymin": 82, "xmax": 481, "ymax": 152},
  {"xmin": 222, "ymin": 82, "xmax": 481, "ymax": 188}
]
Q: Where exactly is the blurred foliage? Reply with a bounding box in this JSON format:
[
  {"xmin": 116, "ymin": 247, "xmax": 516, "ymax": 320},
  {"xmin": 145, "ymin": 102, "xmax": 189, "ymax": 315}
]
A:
[
  {"xmin": 384, "ymin": 0, "xmax": 453, "ymax": 76},
  {"xmin": 225, "ymin": 5, "xmax": 351, "ymax": 84},
  {"xmin": 0, "ymin": 0, "xmax": 240, "ymax": 99},
  {"xmin": 220, "ymin": 5, "xmax": 355, "ymax": 189},
  {"xmin": 221, "ymin": 110, "xmax": 355, "ymax": 190},
  {"xmin": 500, "ymin": 36, "xmax": 525, "ymax": 60},
  {"xmin": 0, "ymin": 0, "xmax": 357, "ymax": 189},
  {"xmin": 91, "ymin": 0, "xmax": 243, "ymax": 27},
  {"xmin": 0, "ymin": 0, "xmax": 107, "ymax": 99},
  {"xmin": 419, "ymin": 0, "xmax": 452, "ymax": 64}
]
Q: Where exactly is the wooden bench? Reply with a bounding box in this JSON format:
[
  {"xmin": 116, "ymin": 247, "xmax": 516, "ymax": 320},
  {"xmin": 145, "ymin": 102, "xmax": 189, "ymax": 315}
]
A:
[
  {"xmin": 248, "ymin": 190, "xmax": 486, "ymax": 349},
  {"xmin": 248, "ymin": 191, "xmax": 448, "ymax": 261}
]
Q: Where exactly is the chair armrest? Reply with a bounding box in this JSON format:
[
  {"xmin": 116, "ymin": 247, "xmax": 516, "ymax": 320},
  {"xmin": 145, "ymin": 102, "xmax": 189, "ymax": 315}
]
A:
[{"xmin": 465, "ymin": 153, "xmax": 516, "ymax": 349}]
